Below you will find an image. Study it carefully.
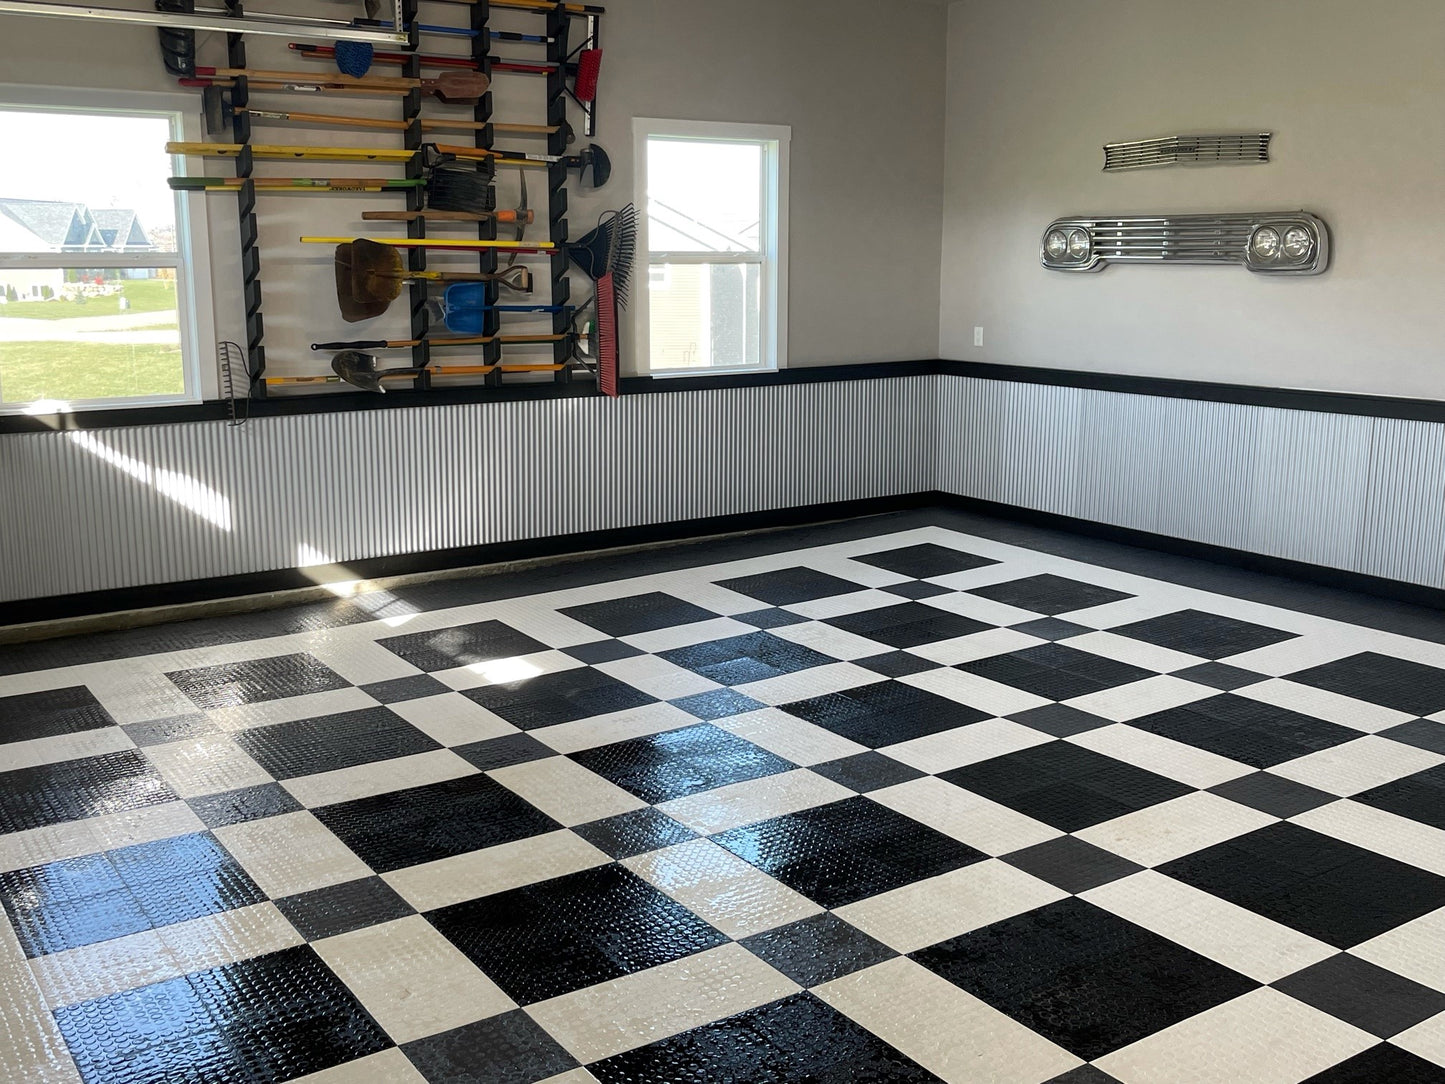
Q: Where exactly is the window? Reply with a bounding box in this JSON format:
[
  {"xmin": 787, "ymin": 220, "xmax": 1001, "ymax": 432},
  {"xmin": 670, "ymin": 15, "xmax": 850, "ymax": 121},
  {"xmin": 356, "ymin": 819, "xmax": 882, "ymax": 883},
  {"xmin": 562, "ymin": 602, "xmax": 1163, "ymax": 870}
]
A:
[
  {"xmin": 0, "ymin": 90, "xmax": 213, "ymax": 414},
  {"xmin": 634, "ymin": 119, "xmax": 789, "ymax": 375}
]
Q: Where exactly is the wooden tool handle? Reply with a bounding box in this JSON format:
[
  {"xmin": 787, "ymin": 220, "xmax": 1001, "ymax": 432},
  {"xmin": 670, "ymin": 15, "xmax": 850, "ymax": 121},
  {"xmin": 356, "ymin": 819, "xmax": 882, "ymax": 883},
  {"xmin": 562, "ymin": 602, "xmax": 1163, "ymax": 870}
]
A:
[
  {"xmin": 362, "ymin": 210, "xmax": 535, "ymax": 223},
  {"xmin": 201, "ymin": 66, "xmax": 422, "ymax": 90},
  {"xmin": 241, "ymin": 108, "xmax": 408, "ymax": 131},
  {"xmin": 421, "ymin": 120, "xmax": 559, "ymax": 135}
]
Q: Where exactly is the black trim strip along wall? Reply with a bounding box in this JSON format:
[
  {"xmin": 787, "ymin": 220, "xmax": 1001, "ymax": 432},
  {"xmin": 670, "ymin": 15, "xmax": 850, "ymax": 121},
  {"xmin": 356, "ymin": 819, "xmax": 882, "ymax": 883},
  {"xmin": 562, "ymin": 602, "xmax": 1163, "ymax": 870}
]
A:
[{"xmin": 3, "ymin": 359, "xmax": 1442, "ymax": 433}]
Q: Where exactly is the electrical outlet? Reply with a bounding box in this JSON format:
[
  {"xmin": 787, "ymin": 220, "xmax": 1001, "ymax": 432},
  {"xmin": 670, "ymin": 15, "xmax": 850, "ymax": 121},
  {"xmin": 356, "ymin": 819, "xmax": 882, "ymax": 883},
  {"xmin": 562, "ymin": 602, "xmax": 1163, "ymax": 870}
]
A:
[{"xmin": 974, "ymin": 326, "xmax": 984, "ymax": 348}]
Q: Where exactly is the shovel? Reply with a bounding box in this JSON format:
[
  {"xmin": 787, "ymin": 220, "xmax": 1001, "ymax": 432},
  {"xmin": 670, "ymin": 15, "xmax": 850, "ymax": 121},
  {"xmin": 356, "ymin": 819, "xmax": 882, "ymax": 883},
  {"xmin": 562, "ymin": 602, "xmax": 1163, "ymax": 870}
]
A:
[
  {"xmin": 334, "ymin": 240, "xmax": 531, "ymax": 322},
  {"xmin": 331, "ymin": 349, "xmax": 422, "ymax": 393}
]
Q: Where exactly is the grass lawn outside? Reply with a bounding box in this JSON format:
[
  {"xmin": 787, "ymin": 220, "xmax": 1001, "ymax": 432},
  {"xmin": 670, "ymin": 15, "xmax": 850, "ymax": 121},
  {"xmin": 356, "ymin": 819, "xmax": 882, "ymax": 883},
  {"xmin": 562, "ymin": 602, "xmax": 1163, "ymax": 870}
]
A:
[
  {"xmin": 0, "ymin": 341, "xmax": 185, "ymax": 402},
  {"xmin": 0, "ymin": 279, "xmax": 178, "ymax": 321}
]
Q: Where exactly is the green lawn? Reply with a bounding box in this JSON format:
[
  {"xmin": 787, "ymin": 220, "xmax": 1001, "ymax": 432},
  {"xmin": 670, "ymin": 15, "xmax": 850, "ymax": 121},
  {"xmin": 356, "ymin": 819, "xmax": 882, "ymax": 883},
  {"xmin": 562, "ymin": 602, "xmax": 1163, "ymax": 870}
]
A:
[
  {"xmin": 1, "ymin": 279, "xmax": 178, "ymax": 321},
  {"xmin": 0, "ymin": 341, "xmax": 184, "ymax": 402}
]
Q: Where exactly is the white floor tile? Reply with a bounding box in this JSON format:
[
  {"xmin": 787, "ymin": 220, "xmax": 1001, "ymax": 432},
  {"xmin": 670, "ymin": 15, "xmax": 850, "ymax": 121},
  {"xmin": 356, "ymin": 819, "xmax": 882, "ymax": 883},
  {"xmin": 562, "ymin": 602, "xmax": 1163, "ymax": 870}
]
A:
[
  {"xmin": 907, "ymin": 628, "xmax": 1044, "ymax": 667},
  {"xmin": 283, "ymin": 749, "xmax": 478, "ymax": 809},
  {"xmin": 489, "ymin": 756, "xmax": 646, "ymax": 826},
  {"xmin": 714, "ymin": 707, "xmax": 868, "ymax": 767},
  {"xmin": 657, "ymin": 769, "xmax": 852, "ymax": 836},
  {"xmin": 1075, "ymin": 792, "xmax": 1276, "ymax": 868},
  {"xmin": 0, "ymin": 728, "xmax": 135, "ymax": 774},
  {"xmin": 734, "ymin": 662, "xmax": 878, "ymax": 706},
  {"xmin": 531, "ymin": 702, "xmax": 698, "ymax": 756},
  {"xmin": 1293, "ymin": 800, "xmax": 1445, "ymax": 877},
  {"xmin": 387, "ymin": 693, "xmax": 519, "ymax": 748},
  {"xmin": 882, "ymin": 718, "xmax": 1054, "ymax": 775},
  {"xmin": 1064, "ymin": 675, "xmax": 1217, "ymax": 722},
  {"xmin": 1238, "ymin": 679, "xmax": 1415, "ymax": 733},
  {"xmin": 593, "ymin": 654, "xmax": 721, "ymax": 699},
  {"xmin": 1269, "ymin": 736, "xmax": 1444, "ymax": 796},
  {"xmin": 1068, "ymin": 724, "xmax": 1254, "ymax": 789},
  {"xmin": 1058, "ymin": 631, "xmax": 1206, "ymax": 673},
  {"xmin": 384, "ymin": 830, "xmax": 609, "ymax": 912},
  {"xmin": 900, "ymin": 667, "xmax": 1050, "ymax": 718},
  {"xmin": 143, "ymin": 735, "xmax": 273, "ymax": 799},
  {"xmin": 1394, "ymin": 1012, "xmax": 1445, "ymax": 1070},
  {"xmin": 868, "ymin": 776, "xmax": 1062, "ymax": 856},
  {"xmin": 1354, "ymin": 907, "xmax": 1445, "ymax": 993},
  {"xmin": 214, "ymin": 811, "xmax": 373, "ymax": 898}
]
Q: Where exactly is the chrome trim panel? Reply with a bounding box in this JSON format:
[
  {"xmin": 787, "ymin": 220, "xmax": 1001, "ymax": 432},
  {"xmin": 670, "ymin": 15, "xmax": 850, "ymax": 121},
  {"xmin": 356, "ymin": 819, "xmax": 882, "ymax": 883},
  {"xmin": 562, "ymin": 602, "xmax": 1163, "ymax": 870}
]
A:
[{"xmin": 1103, "ymin": 133, "xmax": 1272, "ymax": 172}]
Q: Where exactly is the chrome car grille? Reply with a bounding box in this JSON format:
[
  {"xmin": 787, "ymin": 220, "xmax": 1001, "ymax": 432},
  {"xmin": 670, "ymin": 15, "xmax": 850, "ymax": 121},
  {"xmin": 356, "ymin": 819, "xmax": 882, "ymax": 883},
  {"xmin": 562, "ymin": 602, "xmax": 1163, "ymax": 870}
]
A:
[
  {"xmin": 1041, "ymin": 212, "xmax": 1329, "ymax": 275},
  {"xmin": 1103, "ymin": 133, "xmax": 1272, "ymax": 172}
]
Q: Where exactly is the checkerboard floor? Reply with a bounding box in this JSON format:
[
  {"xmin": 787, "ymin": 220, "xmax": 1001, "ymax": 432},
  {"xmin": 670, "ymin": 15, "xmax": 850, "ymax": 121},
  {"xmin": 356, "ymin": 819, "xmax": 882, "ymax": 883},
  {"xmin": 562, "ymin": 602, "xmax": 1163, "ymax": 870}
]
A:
[{"xmin": 4, "ymin": 521, "xmax": 1445, "ymax": 1083}]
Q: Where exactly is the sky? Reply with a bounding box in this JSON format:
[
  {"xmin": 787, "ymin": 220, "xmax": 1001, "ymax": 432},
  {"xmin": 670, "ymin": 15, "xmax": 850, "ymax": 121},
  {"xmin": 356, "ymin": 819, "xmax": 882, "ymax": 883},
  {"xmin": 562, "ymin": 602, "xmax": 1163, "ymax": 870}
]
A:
[{"xmin": 0, "ymin": 109, "xmax": 176, "ymax": 231}]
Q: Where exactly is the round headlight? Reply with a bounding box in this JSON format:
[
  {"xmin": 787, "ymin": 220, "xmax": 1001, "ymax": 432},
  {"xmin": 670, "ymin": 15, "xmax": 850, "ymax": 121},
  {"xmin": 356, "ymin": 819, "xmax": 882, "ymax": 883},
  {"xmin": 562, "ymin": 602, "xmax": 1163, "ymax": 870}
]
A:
[
  {"xmin": 1045, "ymin": 229, "xmax": 1069, "ymax": 260},
  {"xmin": 1282, "ymin": 226, "xmax": 1313, "ymax": 260},
  {"xmin": 1251, "ymin": 227, "xmax": 1281, "ymax": 260},
  {"xmin": 1067, "ymin": 230, "xmax": 1091, "ymax": 259}
]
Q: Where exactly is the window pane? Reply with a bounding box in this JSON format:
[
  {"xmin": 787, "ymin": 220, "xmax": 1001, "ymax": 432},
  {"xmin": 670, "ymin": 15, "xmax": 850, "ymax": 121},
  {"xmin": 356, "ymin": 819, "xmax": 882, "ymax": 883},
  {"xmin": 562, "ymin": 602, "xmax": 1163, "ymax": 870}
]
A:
[
  {"xmin": 649, "ymin": 262, "xmax": 761, "ymax": 371},
  {"xmin": 0, "ymin": 110, "xmax": 176, "ymax": 255},
  {"xmin": 0, "ymin": 273, "xmax": 184, "ymax": 405},
  {"xmin": 647, "ymin": 139, "xmax": 762, "ymax": 254}
]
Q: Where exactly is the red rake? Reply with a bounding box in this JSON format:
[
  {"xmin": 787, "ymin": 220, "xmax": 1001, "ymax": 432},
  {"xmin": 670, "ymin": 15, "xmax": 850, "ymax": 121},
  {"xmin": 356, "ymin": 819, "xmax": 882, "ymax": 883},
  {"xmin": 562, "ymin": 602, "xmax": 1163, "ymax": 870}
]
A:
[{"xmin": 597, "ymin": 272, "xmax": 619, "ymax": 398}]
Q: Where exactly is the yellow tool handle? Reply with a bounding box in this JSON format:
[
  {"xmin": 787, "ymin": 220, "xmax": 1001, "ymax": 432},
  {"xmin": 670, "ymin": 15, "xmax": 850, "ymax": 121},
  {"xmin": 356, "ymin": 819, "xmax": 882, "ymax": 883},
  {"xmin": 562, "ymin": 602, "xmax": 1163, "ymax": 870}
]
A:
[
  {"xmin": 303, "ymin": 236, "xmax": 556, "ymax": 250},
  {"xmin": 168, "ymin": 142, "xmax": 415, "ymax": 162}
]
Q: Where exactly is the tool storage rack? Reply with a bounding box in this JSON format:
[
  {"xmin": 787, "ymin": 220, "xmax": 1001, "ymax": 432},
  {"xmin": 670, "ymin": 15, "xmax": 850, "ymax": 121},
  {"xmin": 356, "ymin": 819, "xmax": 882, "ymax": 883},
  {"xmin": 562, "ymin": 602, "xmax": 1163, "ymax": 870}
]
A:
[{"xmin": 211, "ymin": 0, "xmax": 593, "ymax": 398}]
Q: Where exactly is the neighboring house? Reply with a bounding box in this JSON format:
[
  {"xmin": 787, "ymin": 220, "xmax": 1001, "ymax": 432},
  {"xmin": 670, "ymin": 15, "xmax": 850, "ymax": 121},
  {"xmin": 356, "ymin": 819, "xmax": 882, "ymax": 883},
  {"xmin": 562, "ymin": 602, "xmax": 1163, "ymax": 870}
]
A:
[{"xmin": 0, "ymin": 198, "xmax": 156, "ymax": 302}]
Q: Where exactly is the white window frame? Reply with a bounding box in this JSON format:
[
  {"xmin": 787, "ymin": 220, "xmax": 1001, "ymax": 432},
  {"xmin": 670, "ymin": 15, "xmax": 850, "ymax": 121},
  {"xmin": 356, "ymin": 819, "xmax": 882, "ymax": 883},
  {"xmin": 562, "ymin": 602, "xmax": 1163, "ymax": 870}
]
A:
[
  {"xmin": 0, "ymin": 85, "xmax": 216, "ymax": 415},
  {"xmin": 633, "ymin": 118, "xmax": 790, "ymax": 377}
]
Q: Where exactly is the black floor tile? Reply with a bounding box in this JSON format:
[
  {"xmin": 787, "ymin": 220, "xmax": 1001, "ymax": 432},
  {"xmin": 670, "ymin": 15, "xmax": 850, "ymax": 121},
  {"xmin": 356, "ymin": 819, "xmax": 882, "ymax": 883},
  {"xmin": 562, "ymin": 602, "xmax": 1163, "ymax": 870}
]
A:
[
  {"xmin": 885, "ymin": 581, "xmax": 954, "ymax": 600},
  {"xmin": 1289, "ymin": 652, "xmax": 1445, "ymax": 717},
  {"xmin": 275, "ymin": 877, "xmax": 416, "ymax": 942},
  {"xmin": 716, "ymin": 567, "xmax": 867, "ymax": 606},
  {"xmin": 574, "ymin": 808, "xmax": 697, "ymax": 860},
  {"xmin": 1046, "ymin": 1068, "xmax": 1124, "ymax": 1084},
  {"xmin": 969, "ymin": 575, "xmax": 1133, "ymax": 617},
  {"xmin": 563, "ymin": 639, "xmax": 647, "ymax": 664},
  {"xmin": 912, "ymin": 897, "xmax": 1256, "ymax": 1061},
  {"xmin": 560, "ymin": 592, "xmax": 719, "ymax": 638},
  {"xmin": 463, "ymin": 667, "xmax": 657, "ymax": 729},
  {"xmin": 739, "ymin": 914, "xmax": 896, "ymax": 987},
  {"xmin": 852, "ymin": 542, "xmax": 999, "ymax": 579},
  {"xmin": 451, "ymin": 732, "xmax": 555, "ymax": 772},
  {"xmin": 1354, "ymin": 764, "xmax": 1445, "ymax": 831},
  {"xmin": 1382, "ymin": 719, "xmax": 1445, "ymax": 756},
  {"xmin": 1108, "ymin": 609, "xmax": 1298, "ymax": 660},
  {"xmin": 377, "ymin": 620, "xmax": 550, "ymax": 673},
  {"xmin": 734, "ymin": 607, "xmax": 810, "ymax": 630},
  {"xmin": 570, "ymin": 724, "xmax": 795, "ymax": 804},
  {"xmin": 122, "ymin": 713, "xmax": 219, "ymax": 748},
  {"xmin": 53, "ymin": 946, "xmax": 392, "ymax": 1084},
  {"xmin": 781, "ymin": 680, "xmax": 989, "ymax": 749},
  {"xmin": 713, "ymin": 794, "xmax": 986, "ymax": 908},
  {"xmin": 404, "ymin": 1009, "xmax": 579, "ymax": 1084},
  {"xmin": 1299, "ymin": 1044, "xmax": 1445, "ymax": 1083},
  {"xmin": 811, "ymin": 752, "xmax": 926, "ymax": 793},
  {"xmin": 1129, "ymin": 694, "xmax": 1358, "ymax": 769},
  {"xmin": 313, "ymin": 773, "xmax": 558, "ymax": 874},
  {"xmin": 0, "ymin": 750, "xmax": 178, "ymax": 834},
  {"xmin": 427, "ymin": 864, "xmax": 728, "ymax": 1004},
  {"xmin": 939, "ymin": 743, "xmax": 1192, "ymax": 832},
  {"xmin": 1159, "ymin": 822, "xmax": 1445, "ymax": 948},
  {"xmin": 1010, "ymin": 618, "xmax": 1093, "ymax": 642},
  {"xmin": 189, "ymin": 782, "xmax": 304, "ymax": 829},
  {"xmin": 671, "ymin": 688, "xmax": 765, "ymax": 721},
  {"xmin": 589, "ymin": 992, "xmax": 940, "ymax": 1084},
  {"xmin": 853, "ymin": 651, "xmax": 942, "ymax": 678},
  {"xmin": 0, "ymin": 686, "xmax": 116, "ymax": 745},
  {"xmin": 1207, "ymin": 772, "xmax": 1336, "ymax": 818},
  {"xmin": 823, "ymin": 602, "xmax": 989, "ymax": 650},
  {"xmin": 1173, "ymin": 662, "xmax": 1270, "ymax": 691},
  {"xmin": 1002, "ymin": 836, "xmax": 1144, "ymax": 894},
  {"xmin": 660, "ymin": 632, "xmax": 837, "ymax": 686},
  {"xmin": 1009, "ymin": 704, "xmax": 1113, "ymax": 738},
  {"xmin": 957, "ymin": 644, "xmax": 1152, "ymax": 701},
  {"xmin": 234, "ymin": 706, "xmax": 440, "ymax": 780},
  {"xmin": 1273, "ymin": 952, "xmax": 1445, "ymax": 1038},
  {"xmin": 359, "ymin": 674, "xmax": 451, "ymax": 704},
  {"xmin": 165, "ymin": 653, "xmax": 349, "ymax": 710}
]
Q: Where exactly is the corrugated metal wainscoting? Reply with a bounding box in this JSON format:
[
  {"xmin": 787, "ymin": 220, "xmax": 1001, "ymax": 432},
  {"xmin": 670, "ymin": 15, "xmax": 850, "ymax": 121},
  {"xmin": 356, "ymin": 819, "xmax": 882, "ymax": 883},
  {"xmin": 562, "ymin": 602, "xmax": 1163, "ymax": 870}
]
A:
[
  {"xmin": 0, "ymin": 377, "xmax": 934, "ymax": 603},
  {"xmin": 934, "ymin": 375, "xmax": 1445, "ymax": 591}
]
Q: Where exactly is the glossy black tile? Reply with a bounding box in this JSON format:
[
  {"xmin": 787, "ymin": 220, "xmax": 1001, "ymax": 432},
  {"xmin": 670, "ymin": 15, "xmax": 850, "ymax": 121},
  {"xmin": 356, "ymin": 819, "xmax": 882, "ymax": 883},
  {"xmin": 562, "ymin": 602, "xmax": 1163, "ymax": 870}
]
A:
[
  {"xmin": 404, "ymin": 1009, "xmax": 579, "ymax": 1084},
  {"xmin": 165, "ymin": 653, "xmax": 349, "ymax": 709},
  {"xmin": 1206, "ymin": 772, "xmax": 1335, "ymax": 818},
  {"xmin": 1298, "ymin": 1043, "xmax": 1445, "ymax": 1083},
  {"xmin": 570, "ymin": 724, "xmax": 795, "ymax": 804},
  {"xmin": 358, "ymin": 674, "xmax": 451, "ymax": 704},
  {"xmin": 1381, "ymin": 719, "xmax": 1445, "ymax": 756},
  {"xmin": 1273, "ymin": 952, "xmax": 1445, "ymax": 1038},
  {"xmin": 1129, "ymin": 694, "xmax": 1358, "ymax": 769},
  {"xmin": 823, "ymin": 602, "xmax": 989, "ymax": 650},
  {"xmin": 853, "ymin": 651, "xmax": 942, "ymax": 678},
  {"xmin": 276, "ymin": 877, "xmax": 416, "ymax": 941},
  {"xmin": 234, "ymin": 706, "xmax": 440, "ymax": 780},
  {"xmin": 464, "ymin": 667, "xmax": 657, "ymax": 729},
  {"xmin": 1009, "ymin": 618, "xmax": 1093, "ymax": 642},
  {"xmin": 670, "ymin": 688, "xmax": 766, "ymax": 721},
  {"xmin": 911, "ymin": 897, "xmax": 1256, "ymax": 1060},
  {"xmin": 0, "ymin": 749, "xmax": 178, "ymax": 834},
  {"xmin": 1172, "ymin": 662, "xmax": 1270, "ymax": 691},
  {"xmin": 1008, "ymin": 703, "xmax": 1114, "ymax": 738},
  {"xmin": 969, "ymin": 574, "xmax": 1133, "ymax": 617},
  {"xmin": 376, "ymin": 620, "xmax": 551, "ymax": 673},
  {"xmin": 562, "ymin": 639, "xmax": 647, "ymax": 664},
  {"xmin": 1046, "ymin": 1066, "xmax": 1125, "ymax": 1084},
  {"xmin": 733, "ymin": 606, "xmax": 811, "ymax": 630},
  {"xmin": 1108, "ymin": 608, "xmax": 1298, "ymax": 660},
  {"xmin": 1002, "ymin": 836, "xmax": 1144, "ymax": 894},
  {"xmin": 939, "ymin": 742, "xmax": 1192, "ymax": 832},
  {"xmin": 1354, "ymin": 764, "xmax": 1445, "ymax": 831},
  {"xmin": 1159, "ymin": 822, "xmax": 1445, "ymax": 948},
  {"xmin": 713, "ymin": 795, "xmax": 986, "ymax": 908},
  {"xmin": 739, "ymin": 913, "xmax": 896, "ymax": 987},
  {"xmin": 53, "ymin": 946, "xmax": 392, "ymax": 1084},
  {"xmin": 589, "ymin": 992, "xmax": 941, "ymax": 1084},
  {"xmin": 716, "ymin": 567, "xmax": 867, "ymax": 606},
  {"xmin": 451, "ymin": 732, "xmax": 555, "ymax": 772},
  {"xmin": 810, "ymin": 751, "xmax": 926, "ymax": 793},
  {"xmin": 313, "ymin": 773, "xmax": 557, "ymax": 874},
  {"xmin": 1289, "ymin": 652, "xmax": 1445, "ymax": 717},
  {"xmin": 781, "ymin": 680, "xmax": 989, "ymax": 749},
  {"xmin": 885, "ymin": 580, "xmax": 953, "ymax": 600},
  {"xmin": 121, "ymin": 713, "xmax": 219, "ymax": 747},
  {"xmin": 660, "ymin": 631, "xmax": 837, "ymax": 686},
  {"xmin": 188, "ymin": 782, "xmax": 304, "ymax": 829},
  {"xmin": 852, "ymin": 542, "xmax": 999, "ymax": 579},
  {"xmin": 559, "ymin": 592, "xmax": 719, "ymax": 637},
  {"xmin": 956, "ymin": 644, "xmax": 1152, "ymax": 701},
  {"xmin": 0, "ymin": 686, "xmax": 116, "ymax": 745},
  {"xmin": 426, "ymin": 864, "xmax": 727, "ymax": 1004},
  {"xmin": 574, "ymin": 808, "xmax": 696, "ymax": 860}
]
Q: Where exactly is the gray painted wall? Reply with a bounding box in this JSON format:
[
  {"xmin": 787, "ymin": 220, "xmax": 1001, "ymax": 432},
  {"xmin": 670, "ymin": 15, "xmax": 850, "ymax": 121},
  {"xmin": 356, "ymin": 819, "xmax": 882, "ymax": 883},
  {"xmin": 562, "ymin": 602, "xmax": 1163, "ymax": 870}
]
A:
[{"xmin": 939, "ymin": 0, "xmax": 1445, "ymax": 399}]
